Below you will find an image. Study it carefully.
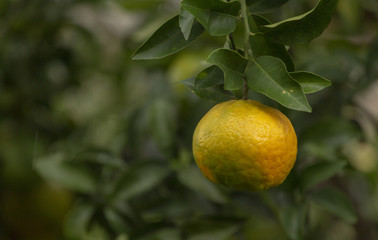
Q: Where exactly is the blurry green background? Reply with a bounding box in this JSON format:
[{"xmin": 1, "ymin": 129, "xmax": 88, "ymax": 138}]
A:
[{"xmin": 0, "ymin": 0, "xmax": 378, "ymax": 239}]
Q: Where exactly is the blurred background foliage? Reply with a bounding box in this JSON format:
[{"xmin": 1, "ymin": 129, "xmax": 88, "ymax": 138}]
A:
[{"xmin": 0, "ymin": 0, "xmax": 378, "ymax": 239}]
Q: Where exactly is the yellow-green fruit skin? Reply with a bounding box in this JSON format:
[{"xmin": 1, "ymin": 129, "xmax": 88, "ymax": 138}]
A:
[{"xmin": 192, "ymin": 100, "xmax": 297, "ymax": 191}]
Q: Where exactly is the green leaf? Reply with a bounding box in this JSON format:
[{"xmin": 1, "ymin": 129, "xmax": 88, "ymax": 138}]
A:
[
  {"xmin": 247, "ymin": 0, "xmax": 289, "ymax": 13},
  {"xmin": 195, "ymin": 65, "xmax": 224, "ymax": 89},
  {"xmin": 112, "ymin": 161, "xmax": 170, "ymax": 201},
  {"xmin": 207, "ymin": 48, "xmax": 248, "ymax": 90},
  {"xmin": 104, "ymin": 207, "xmax": 132, "ymax": 233},
  {"xmin": 177, "ymin": 166, "xmax": 228, "ymax": 204},
  {"xmin": 302, "ymin": 118, "xmax": 360, "ymax": 148},
  {"xmin": 184, "ymin": 219, "xmax": 239, "ymax": 240},
  {"xmin": 290, "ymin": 71, "xmax": 331, "ymax": 93},
  {"xmin": 246, "ymin": 56, "xmax": 312, "ymax": 112},
  {"xmin": 63, "ymin": 203, "xmax": 95, "ymax": 239},
  {"xmin": 309, "ymin": 188, "xmax": 357, "ymax": 223},
  {"xmin": 132, "ymin": 16, "xmax": 204, "ymax": 60},
  {"xmin": 181, "ymin": 0, "xmax": 240, "ymax": 36},
  {"xmin": 84, "ymin": 223, "xmax": 110, "ymax": 240},
  {"xmin": 181, "ymin": 77, "xmax": 233, "ymax": 102},
  {"xmin": 302, "ymin": 142, "xmax": 339, "ymax": 162},
  {"xmin": 118, "ymin": 0, "xmax": 165, "ymax": 9},
  {"xmin": 138, "ymin": 228, "xmax": 181, "ymax": 240},
  {"xmin": 148, "ymin": 99, "xmax": 176, "ymax": 152},
  {"xmin": 188, "ymin": 227, "xmax": 238, "ymax": 240},
  {"xmin": 299, "ymin": 161, "xmax": 346, "ymax": 190},
  {"xmin": 249, "ymin": 14, "xmax": 294, "ymax": 71},
  {"xmin": 75, "ymin": 150, "xmax": 124, "ymax": 168},
  {"xmin": 116, "ymin": 235, "xmax": 129, "ymax": 240},
  {"xmin": 179, "ymin": 8, "xmax": 195, "ymax": 40},
  {"xmin": 34, "ymin": 153, "xmax": 97, "ymax": 194},
  {"xmin": 261, "ymin": 0, "xmax": 339, "ymax": 45},
  {"xmin": 278, "ymin": 206, "xmax": 305, "ymax": 240}
]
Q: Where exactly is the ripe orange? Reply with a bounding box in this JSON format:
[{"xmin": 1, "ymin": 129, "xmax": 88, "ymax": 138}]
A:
[{"xmin": 192, "ymin": 100, "xmax": 297, "ymax": 191}]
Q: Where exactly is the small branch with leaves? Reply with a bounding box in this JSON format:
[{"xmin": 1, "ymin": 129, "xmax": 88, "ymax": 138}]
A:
[
  {"xmin": 131, "ymin": 1, "xmax": 359, "ymax": 240},
  {"xmin": 133, "ymin": 0, "xmax": 337, "ymax": 113}
]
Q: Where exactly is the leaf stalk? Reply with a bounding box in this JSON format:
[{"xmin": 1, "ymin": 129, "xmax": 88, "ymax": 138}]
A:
[
  {"xmin": 239, "ymin": 0, "xmax": 251, "ymax": 99},
  {"xmin": 239, "ymin": 0, "xmax": 251, "ymax": 58}
]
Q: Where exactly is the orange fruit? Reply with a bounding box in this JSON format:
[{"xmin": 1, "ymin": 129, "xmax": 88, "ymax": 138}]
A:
[{"xmin": 192, "ymin": 100, "xmax": 297, "ymax": 191}]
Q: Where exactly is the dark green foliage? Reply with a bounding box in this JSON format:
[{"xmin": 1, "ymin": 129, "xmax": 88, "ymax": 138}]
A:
[
  {"xmin": 249, "ymin": 14, "xmax": 295, "ymax": 71},
  {"xmin": 246, "ymin": 56, "xmax": 311, "ymax": 112},
  {"xmin": 132, "ymin": 16, "xmax": 204, "ymax": 60},
  {"xmin": 207, "ymin": 49, "xmax": 248, "ymax": 90},
  {"xmin": 181, "ymin": 0, "xmax": 241, "ymax": 36},
  {"xmin": 1, "ymin": 0, "xmax": 378, "ymax": 239},
  {"xmin": 261, "ymin": 0, "xmax": 339, "ymax": 45},
  {"xmin": 309, "ymin": 188, "xmax": 357, "ymax": 223},
  {"xmin": 133, "ymin": 0, "xmax": 339, "ymax": 112}
]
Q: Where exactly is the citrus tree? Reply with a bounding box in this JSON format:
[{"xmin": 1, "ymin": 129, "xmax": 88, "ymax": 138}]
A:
[
  {"xmin": 132, "ymin": 0, "xmax": 343, "ymax": 238},
  {"xmin": 1, "ymin": 0, "xmax": 378, "ymax": 239}
]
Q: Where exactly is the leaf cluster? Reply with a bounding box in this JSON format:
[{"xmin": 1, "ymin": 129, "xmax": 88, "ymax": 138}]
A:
[
  {"xmin": 3, "ymin": 0, "xmax": 378, "ymax": 239},
  {"xmin": 133, "ymin": 0, "xmax": 338, "ymax": 112}
]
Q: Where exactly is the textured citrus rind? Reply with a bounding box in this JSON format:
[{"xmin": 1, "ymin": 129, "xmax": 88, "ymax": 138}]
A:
[{"xmin": 192, "ymin": 100, "xmax": 297, "ymax": 191}]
